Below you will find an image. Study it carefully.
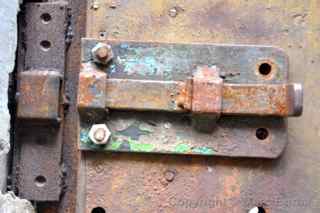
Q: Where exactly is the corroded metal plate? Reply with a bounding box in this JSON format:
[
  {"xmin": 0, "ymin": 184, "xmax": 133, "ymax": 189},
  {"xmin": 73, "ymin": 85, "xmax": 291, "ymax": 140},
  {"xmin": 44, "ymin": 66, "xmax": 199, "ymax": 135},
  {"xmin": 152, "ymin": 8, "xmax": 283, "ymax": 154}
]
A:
[
  {"xmin": 79, "ymin": 39, "xmax": 290, "ymax": 158},
  {"xmin": 14, "ymin": 2, "xmax": 67, "ymax": 201},
  {"xmin": 72, "ymin": 1, "xmax": 319, "ymax": 213}
]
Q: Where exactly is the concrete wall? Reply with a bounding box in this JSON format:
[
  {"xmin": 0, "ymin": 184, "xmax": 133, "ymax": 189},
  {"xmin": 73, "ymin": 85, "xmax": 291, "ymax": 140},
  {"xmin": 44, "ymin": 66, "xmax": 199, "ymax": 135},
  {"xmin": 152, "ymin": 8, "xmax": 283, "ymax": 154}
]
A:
[{"xmin": 0, "ymin": 0, "xmax": 20, "ymax": 192}]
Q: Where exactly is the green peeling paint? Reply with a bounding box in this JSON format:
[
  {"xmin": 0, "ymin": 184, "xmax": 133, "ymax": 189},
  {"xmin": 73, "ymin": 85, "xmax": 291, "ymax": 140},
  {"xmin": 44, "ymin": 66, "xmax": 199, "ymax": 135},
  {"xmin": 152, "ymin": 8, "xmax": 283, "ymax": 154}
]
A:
[
  {"xmin": 129, "ymin": 141, "xmax": 154, "ymax": 152},
  {"xmin": 108, "ymin": 136, "xmax": 155, "ymax": 152},
  {"xmin": 108, "ymin": 140, "xmax": 122, "ymax": 150},
  {"xmin": 174, "ymin": 144, "xmax": 215, "ymax": 155},
  {"xmin": 80, "ymin": 128, "xmax": 215, "ymax": 155},
  {"xmin": 174, "ymin": 144, "xmax": 191, "ymax": 153},
  {"xmin": 124, "ymin": 137, "xmax": 154, "ymax": 152},
  {"xmin": 192, "ymin": 147, "xmax": 216, "ymax": 155}
]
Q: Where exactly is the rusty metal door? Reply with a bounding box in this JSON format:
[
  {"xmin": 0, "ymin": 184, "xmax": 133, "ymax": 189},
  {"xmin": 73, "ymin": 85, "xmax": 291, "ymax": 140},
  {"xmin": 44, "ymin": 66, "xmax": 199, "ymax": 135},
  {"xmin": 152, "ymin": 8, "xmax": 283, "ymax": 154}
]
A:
[{"xmin": 12, "ymin": 1, "xmax": 319, "ymax": 213}]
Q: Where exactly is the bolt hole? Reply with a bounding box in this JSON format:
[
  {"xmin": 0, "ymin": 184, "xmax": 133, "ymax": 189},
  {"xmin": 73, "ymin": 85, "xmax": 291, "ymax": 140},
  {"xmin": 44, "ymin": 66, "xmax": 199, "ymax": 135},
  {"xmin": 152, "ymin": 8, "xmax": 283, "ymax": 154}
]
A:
[
  {"xmin": 40, "ymin": 40, "xmax": 51, "ymax": 51},
  {"xmin": 256, "ymin": 128, "xmax": 269, "ymax": 140},
  {"xmin": 99, "ymin": 32, "xmax": 107, "ymax": 38},
  {"xmin": 258, "ymin": 63, "xmax": 272, "ymax": 76},
  {"xmin": 91, "ymin": 207, "xmax": 106, "ymax": 213},
  {"xmin": 40, "ymin": 13, "xmax": 51, "ymax": 23},
  {"xmin": 34, "ymin": 175, "xmax": 46, "ymax": 187},
  {"xmin": 249, "ymin": 206, "xmax": 266, "ymax": 213}
]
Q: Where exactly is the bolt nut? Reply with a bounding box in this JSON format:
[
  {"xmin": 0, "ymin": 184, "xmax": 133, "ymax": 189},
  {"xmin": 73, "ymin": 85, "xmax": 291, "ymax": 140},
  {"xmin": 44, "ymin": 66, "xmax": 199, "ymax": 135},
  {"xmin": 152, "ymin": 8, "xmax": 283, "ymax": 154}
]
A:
[
  {"xmin": 91, "ymin": 43, "xmax": 114, "ymax": 65},
  {"xmin": 89, "ymin": 124, "xmax": 111, "ymax": 145}
]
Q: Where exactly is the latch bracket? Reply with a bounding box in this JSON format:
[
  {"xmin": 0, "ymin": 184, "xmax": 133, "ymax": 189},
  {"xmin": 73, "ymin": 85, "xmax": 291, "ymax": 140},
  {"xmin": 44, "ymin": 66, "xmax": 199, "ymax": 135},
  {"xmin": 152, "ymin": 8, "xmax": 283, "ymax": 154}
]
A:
[
  {"xmin": 17, "ymin": 70, "xmax": 62, "ymax": 122},
  {"xmin": 77, "ymin": 38, "xmax": 303, "ymax": 158}
]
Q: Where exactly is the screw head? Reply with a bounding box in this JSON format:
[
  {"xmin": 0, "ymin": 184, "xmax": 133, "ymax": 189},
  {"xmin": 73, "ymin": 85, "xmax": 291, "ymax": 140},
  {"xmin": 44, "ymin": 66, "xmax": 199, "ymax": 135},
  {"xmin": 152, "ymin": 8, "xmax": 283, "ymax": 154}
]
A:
[
  {"xmin": 91, "ymin": 43, "xmax": 114, "ymax": 65},
  {"xmin": 89, "ymin": 124, "xmax": 111, "ymax": 145}
]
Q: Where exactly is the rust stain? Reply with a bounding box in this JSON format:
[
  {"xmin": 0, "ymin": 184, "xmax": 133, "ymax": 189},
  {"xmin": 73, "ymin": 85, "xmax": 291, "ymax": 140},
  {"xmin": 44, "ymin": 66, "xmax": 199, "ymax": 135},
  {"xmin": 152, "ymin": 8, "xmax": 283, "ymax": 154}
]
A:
[
  {"xmin": 191, "ymin": 66, "xmax": 223, "ymax": 114},
  {"xmin": 77, "ymin": 63, "xmax": 106, "ymax": 111},
  {"xmin": 223, "ymin": 168, "xmax": 241, "ymax": 199},
  {"xmin": 78, "ymin": 72, "xmax": 95, "ymax": 106},
  {"xmin": 222, "ymin": 84, "xmax": 292, "ymax": 116},
  {"xmin": 17, "ymin": 71, "xmax": 61, "ymax": 120}
]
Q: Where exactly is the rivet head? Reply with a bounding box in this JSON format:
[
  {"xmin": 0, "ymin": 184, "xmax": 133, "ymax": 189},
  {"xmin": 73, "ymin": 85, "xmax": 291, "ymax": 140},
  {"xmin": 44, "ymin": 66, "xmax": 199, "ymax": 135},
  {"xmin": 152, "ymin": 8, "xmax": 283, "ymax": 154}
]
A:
[
  {"xmin": 168, "ymin": 8, "xmax": 178, "ymax": 17},
  {"xmin": 164, "ymin": 170, "xmax": 176, "ymax": 182},
  {"xmin": 89, "ymin": 124, "xmax": 111, "ymax": 145}
]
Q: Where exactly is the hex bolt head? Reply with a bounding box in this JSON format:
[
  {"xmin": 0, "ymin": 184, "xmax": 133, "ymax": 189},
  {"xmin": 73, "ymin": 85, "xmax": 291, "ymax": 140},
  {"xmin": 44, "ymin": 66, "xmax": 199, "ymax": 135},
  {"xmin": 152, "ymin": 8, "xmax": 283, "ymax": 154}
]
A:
[
  {"xmin": 89, "ymin": 124, "xmax": 111, "ymax": 145},
  {"xmin": 91, "ymin": 43, "xmax": 114, "ymax": 65}
]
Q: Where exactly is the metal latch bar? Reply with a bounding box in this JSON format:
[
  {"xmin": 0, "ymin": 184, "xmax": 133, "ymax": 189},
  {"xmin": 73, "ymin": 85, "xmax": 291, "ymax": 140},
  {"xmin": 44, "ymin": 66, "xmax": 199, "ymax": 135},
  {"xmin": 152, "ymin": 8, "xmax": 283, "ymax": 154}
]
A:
[
  {"xmin": 78, "ymin": 66, "xmax": 302, "ymax": 117},
  {"xmin": 104, "ymin": 79, "xmax": 302, "ymax": 117}
]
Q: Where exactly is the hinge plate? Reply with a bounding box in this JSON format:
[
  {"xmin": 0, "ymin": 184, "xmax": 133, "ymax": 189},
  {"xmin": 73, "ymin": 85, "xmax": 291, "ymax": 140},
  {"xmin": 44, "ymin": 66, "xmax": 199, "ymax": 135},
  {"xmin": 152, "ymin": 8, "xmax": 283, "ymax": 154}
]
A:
[{"xmin": 14, "ymin": 2, "xmax": 67, "ymax": 201}]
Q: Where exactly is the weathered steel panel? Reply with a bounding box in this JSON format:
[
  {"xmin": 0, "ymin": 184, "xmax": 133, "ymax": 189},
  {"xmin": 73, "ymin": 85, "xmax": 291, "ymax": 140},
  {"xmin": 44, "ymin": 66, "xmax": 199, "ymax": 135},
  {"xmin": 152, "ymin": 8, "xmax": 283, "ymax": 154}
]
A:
[{"xmin": 80, "ymin": 0, "xmax": 318, "ymax": 212}]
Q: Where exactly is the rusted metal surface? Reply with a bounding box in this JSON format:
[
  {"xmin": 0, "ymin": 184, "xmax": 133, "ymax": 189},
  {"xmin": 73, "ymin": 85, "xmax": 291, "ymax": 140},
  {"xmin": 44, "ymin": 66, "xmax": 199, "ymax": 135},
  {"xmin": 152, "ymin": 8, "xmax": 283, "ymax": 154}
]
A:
[
  {"xmin": 56, "ymin": 0, "xmax": 87, "ymax": 211},
  {"xmin": 15, "ymin": 123, "xmax": 63, "ymax": 201},
  {"xmin": 17, "ymin": 71, "xmax": 62, "ymax": 121},
  {"xmin": 222, "ymin": 83, "xmax": 302, "ymax": 116},
  {"xmin": 191, "ymin": 66, "xmax": 223, "ymax": 115},
  {"xmin": 80, "ymin": 113, "xmax": 287, "ymax": 157},
  {"xmin": 104, "ymin": 78, "xmax": 186, "ymax": 111},
  {"xmin": 79, "ymin": 68, "xmax": 301, "ymax": 117},
  {"xmin": 82, "ymin": 75, "xmax": 302, "ymax": 117},
  {"xmin": 79, "ymin": 0, "xmax": 320, "ymax": 213},
  {"xmin": 80, "ymin": 39, "xmax": 302, "ymax": 117},
  {"xmin": 82, "ymin": 39, "xmax": 289, "ymax": 84},
  {"xmin": 13, "ymin": 2, "xmax": 67, "ymax": 201},
  {"xmin": 24, "ymin": 1, "xmax": 67, "ymax": 72},
  {"xmin": 78, "ymin": 38, "xmax": 301, "ymax": 157},
  {"xmin": 78, "ymin": 63, "xmax": 106, "ymax": 113}
]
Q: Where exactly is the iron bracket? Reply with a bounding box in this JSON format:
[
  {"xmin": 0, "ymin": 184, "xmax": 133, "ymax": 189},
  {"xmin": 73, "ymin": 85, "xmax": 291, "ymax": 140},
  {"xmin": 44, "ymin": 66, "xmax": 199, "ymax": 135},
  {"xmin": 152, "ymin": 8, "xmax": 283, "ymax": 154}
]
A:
[{"xmin": 14, "ymin": 2, "xmax": 68, "ymax": 201}]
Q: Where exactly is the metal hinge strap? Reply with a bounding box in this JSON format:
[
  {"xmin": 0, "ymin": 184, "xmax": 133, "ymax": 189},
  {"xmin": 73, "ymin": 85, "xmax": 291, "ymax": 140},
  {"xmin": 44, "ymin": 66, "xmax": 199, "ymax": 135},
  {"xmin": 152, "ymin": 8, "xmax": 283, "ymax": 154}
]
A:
[{"xmin": 14, "ymin": 2, "xmax": 68, "ymax": 201}]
